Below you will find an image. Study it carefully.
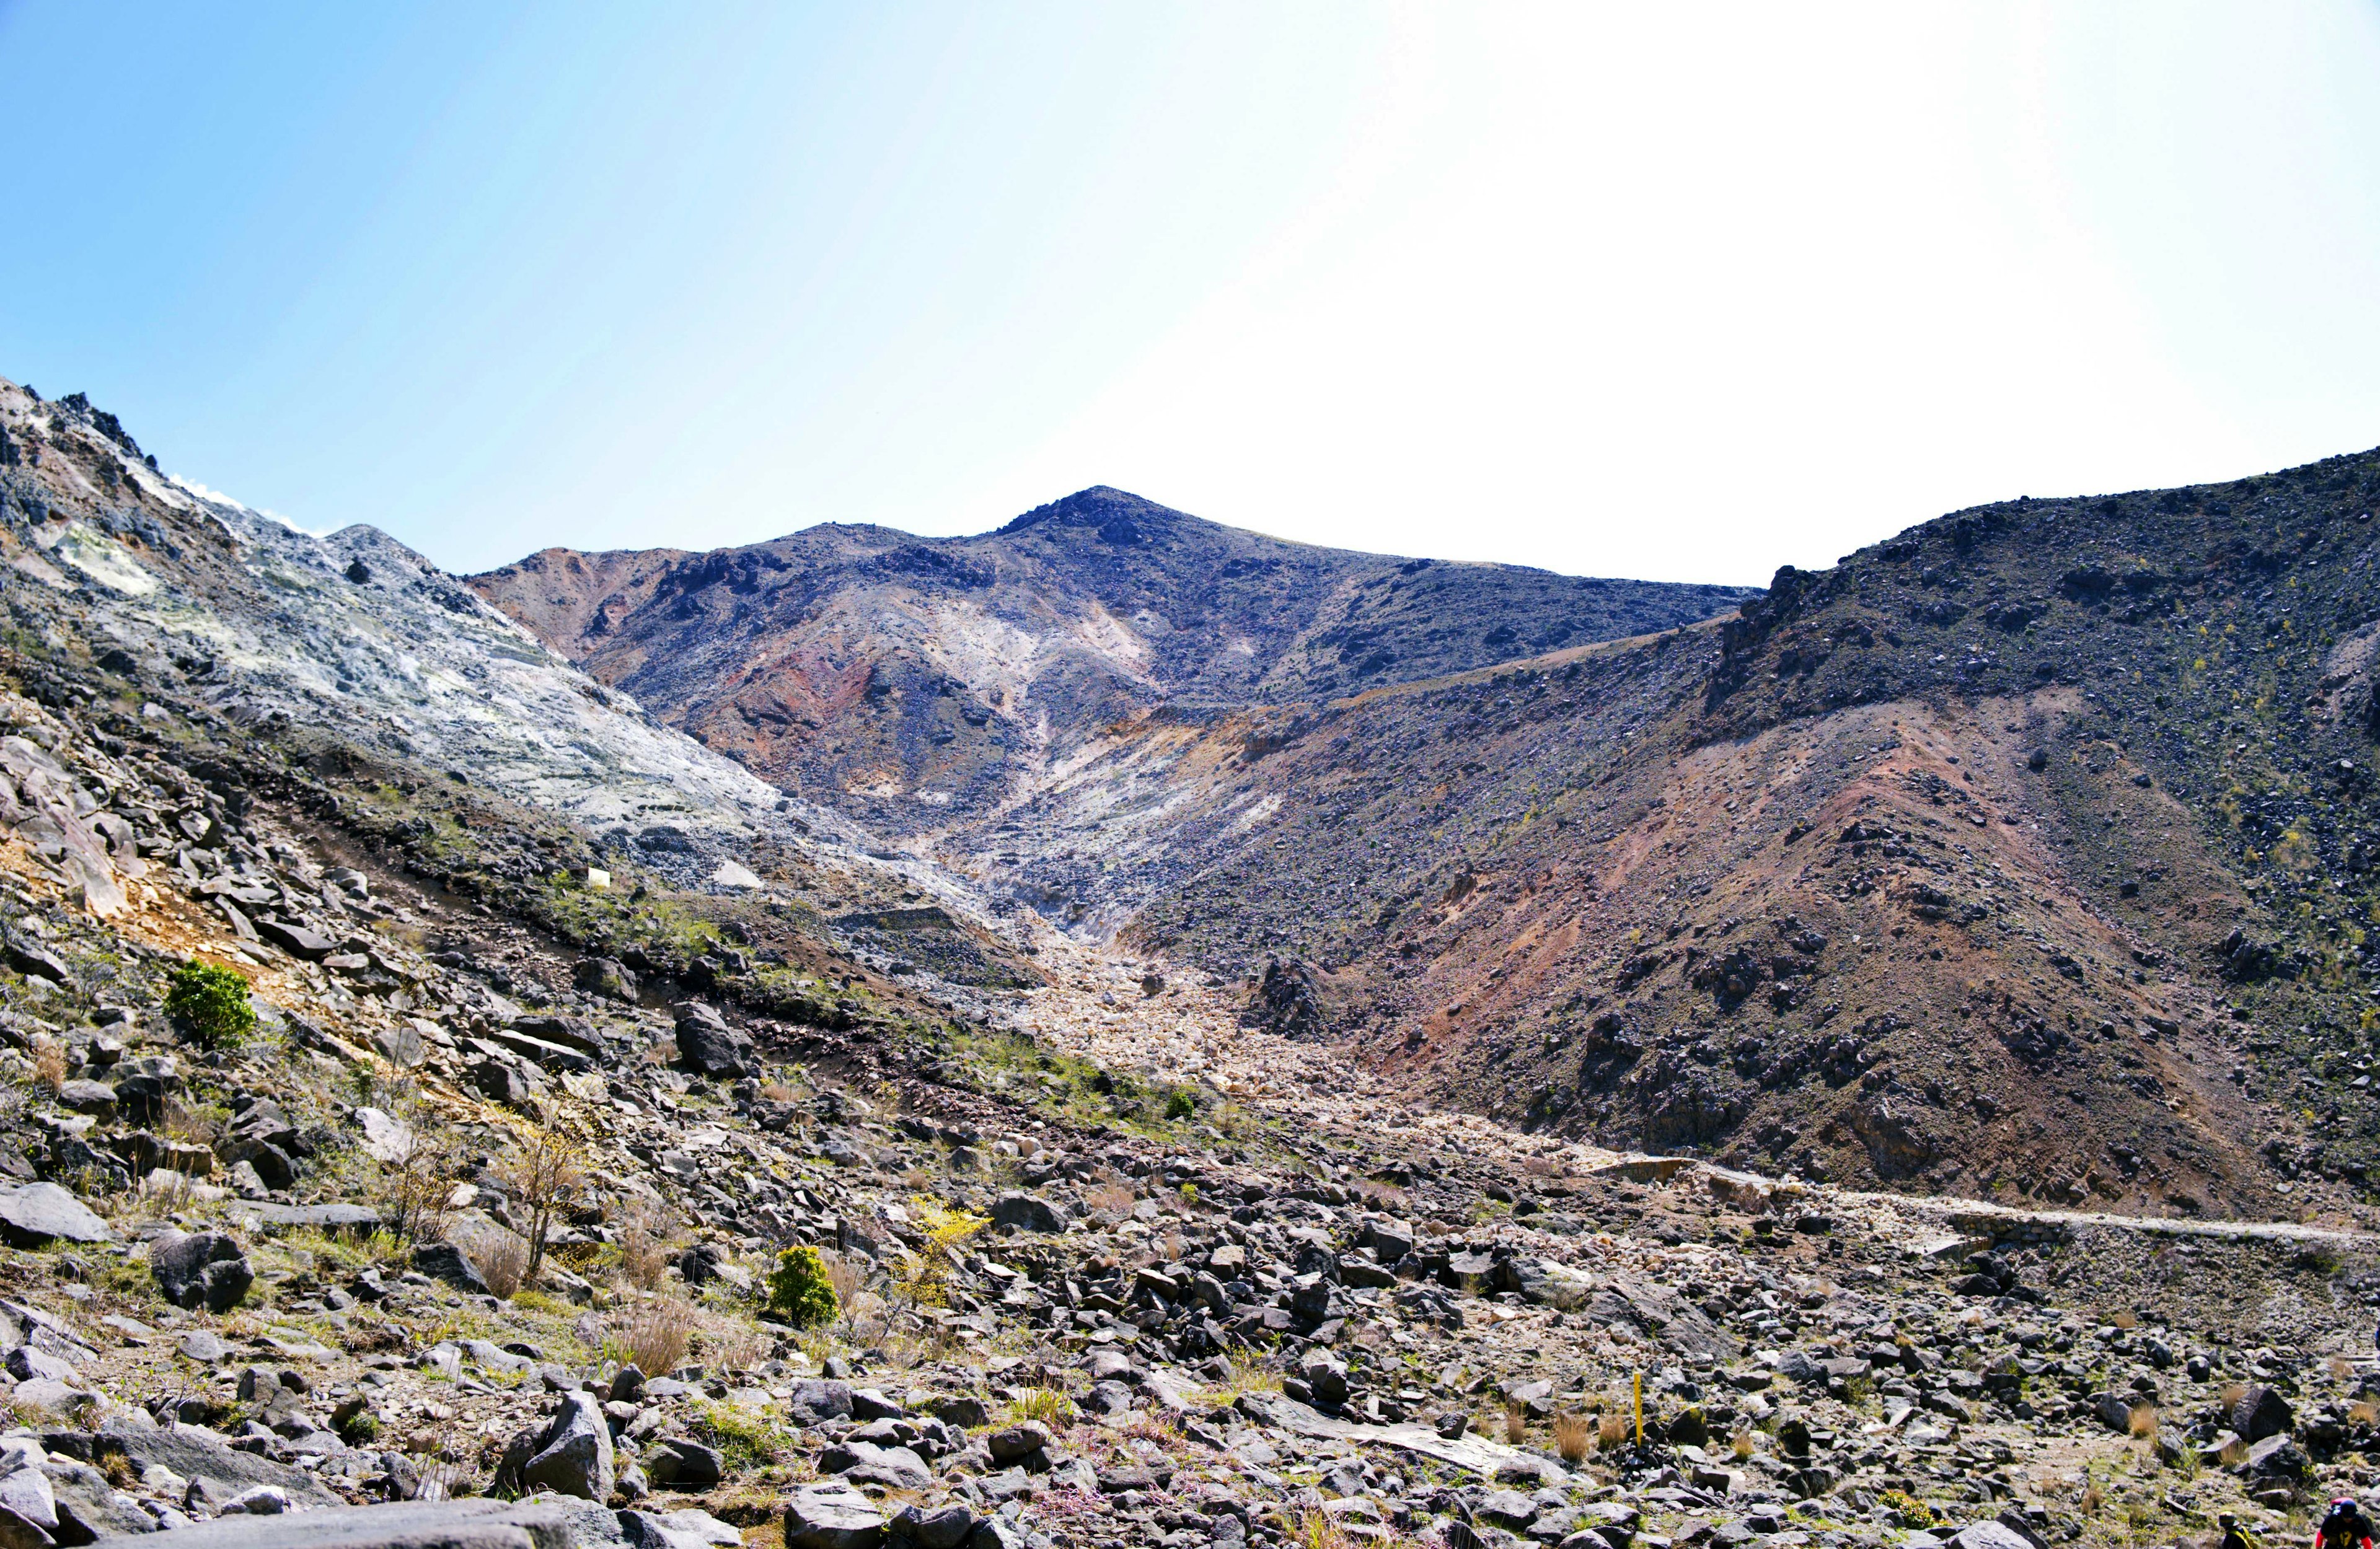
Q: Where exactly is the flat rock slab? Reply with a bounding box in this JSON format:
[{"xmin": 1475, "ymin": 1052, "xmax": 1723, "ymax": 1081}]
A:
[
  {"xmin": 95, "ymin": 1420, "xmax": 342, "ymax": 1506},
  {"xmin": 0, "ymin": 1182, "xmax": 113, "ymax": 1245},
  {"xmin": 250, "ymin": 1201, "xmax": 383, "ymax": 1234},
  {"xmin": 1236, "ymin": 1392, "xmax": 1568, "ymax": 1483},
  {"xmin": 114, "ymin": 1498, "xmax": 580, "ymax": 1548}
]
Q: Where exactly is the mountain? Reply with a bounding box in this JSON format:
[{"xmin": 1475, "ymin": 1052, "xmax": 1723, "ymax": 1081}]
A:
[
  {"xmin": 482, "ymin": 449, "xmax": 2380, "ymax": 1221},
  {"xmin": 468, "ymin": 487, "xmax": 1752, "ymax": 840},
  {"xmin": 0, "ymin": 372, "xmax": 2376, "ymax": 1549}
]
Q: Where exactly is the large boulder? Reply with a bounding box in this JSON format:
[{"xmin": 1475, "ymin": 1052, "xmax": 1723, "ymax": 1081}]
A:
[
  {"xmin": 789, "ymin": 1380, "xmax": 855, "ymax": 1423},
  {"xmin": 497, "ymin": 1392, "xmax": 613, "ymax": 1502},
  {"xmin": 672, "ymin": 1004, "xmax": 749, "ymax": 1079},
  {"xmin": 889, "ymin": 1502, "xmax": 977, "ymax": 1549},
  {"xmin": 2231, "ymin": 1384, "xmax": 2293, "ymax": 1444},
  {"xmin": 93, "ymin": 1420, "xmax": 340, "ymax": 1508},
  {"xmin": 643, "ymin": 1439, "xmax": 722, "ymax": 1490},
  {"xmin": 413, "ymin": 1242, "xmax": 492, "ymax": 1296},
  {"xmin": 785, "ymin": 1482, "xmax": 885, "ymax": 1549},
  {"xmin": 990, "ymin": 1194, "xmax": 1066, "ymax": 1234},
  {"xmin": 149, "ymin": 1231, "xmax": 254, "ymax": 1312},
  {"xmin": 0, "ymin": 1183, "xmax": 113, "ymax": 1247},
  {"xmin": 76, "ymin": 1498, "xmax": 581, "ymax": 1547}
]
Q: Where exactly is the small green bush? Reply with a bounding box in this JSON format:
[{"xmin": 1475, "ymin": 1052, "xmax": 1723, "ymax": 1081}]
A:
[
  {"xmin": 767, "ymin": 1245, "xmax": 839, "ymax": 1328},
  {"xmin": 1164, "ymin": 1090, "xmax": 1196, "ymax": 1120},
  {"xmin": 164, "ymin": 961, "xmax": 254, "ymax": 1049}
]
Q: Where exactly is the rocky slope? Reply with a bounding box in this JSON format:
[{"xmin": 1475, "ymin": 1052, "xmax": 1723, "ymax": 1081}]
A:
[
  {"xmin": 477, "ymin": 431, "xmax": 2380, "ymax": 1218},
  {"xmin": 1, "ymin": 376, "xmax": 2378, "ymax": 1549}
]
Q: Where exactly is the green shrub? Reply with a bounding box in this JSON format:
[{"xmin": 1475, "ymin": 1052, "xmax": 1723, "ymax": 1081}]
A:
[
  {"xmin": 1165, "ymin": 1090, "xmax": 1196, "ymax": 1120},
  {"xmin": 164, "ymin": 962, "xmax": 255, "ymax": 1049},
  {"xmin": 767, "ymin": 1245, "xmax": 839, "ymax": 1328}
]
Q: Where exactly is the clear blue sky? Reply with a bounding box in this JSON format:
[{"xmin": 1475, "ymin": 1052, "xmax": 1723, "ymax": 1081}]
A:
[{"xmin": 4, "ymin": 2, "xmax": 2379, "ymax": 583}]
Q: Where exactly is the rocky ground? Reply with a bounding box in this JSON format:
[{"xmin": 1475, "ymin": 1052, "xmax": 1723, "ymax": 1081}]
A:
[{"xmin": 0, "ymin": 653, "xmax": 2372, "ymax": 1549}]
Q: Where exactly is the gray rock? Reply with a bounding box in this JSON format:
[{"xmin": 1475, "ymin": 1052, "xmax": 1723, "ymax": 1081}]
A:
[
  {"xmin": 643, "ymin": 1439, "xmax": 721, "ymax": 1490},
  {"xmin": 4, "ymin": 1348, "xmax": 75, "ymax": 1384},
  {"xmin": 2092, "ymin": 1392, "xmax": 2139, "ymax": 1434},
  {"xmin": 1951, "ymin": 1523, "xmax": 2042, "ymax": 1549},
  {"xmin": 86, "ymin": 1498, "xmax": 581, "ymax": 1547},
  {"xmin": 40, "ymin": 1459, "xmax": 154, "ymax": 1540},
  {"xmin": 521, "ymin": 1392, "xmax": 614, "ymax": 1501},
  {"xmin": 1479, "ymin": 1491, "xmax": 1540, "ymax": 1529},
  {"xmin": 987, "ymin": 1422, "xmax": 1050, "ymax": 1463},
  {"xmin": 369, "ymin": 1025, "xmax": 426, "ymax": 1069},
  {"xmin": 890, "ymin": 1501, "xmax": 977, "ymax": 1549},
  {"xmin": 785, "ymin": 1482, "xmax": 885, "ymax": 1549},
  {"xmin": 0, "ymin": 1465, "xmax": 56, "ymax": 1537},
  {"xmin": 671, "ymin": 1016, "xmax": 749, "ymax": 1080},
  {"xmin": 257, "ymin": 918, "xmax": 337, "ymax": 960},
  {"xmin": 0, "ymin": 1182, "xmax": 113, "ymax": 1245},
  {"xmin": 927, "ymin": 1394, "xmax": 990, "ymax": 1428},
  {"xmin": 149, "ymin": 1231, "xmax": 253, "ymax": 1312},
  {"xmin": 620, "ymin": 1507, "xmax": 740, "ymax": 1548},
  {"xmin": 2231, "ymin": 1385, "xmax": 2293, "ymax": 1444},
  {"xmin": 414, "ymin": 1241, "xmax": 493, "ymax": 1295},
  {"xmin": 989, "ymin": 1193, "xmax": 1066, "ymax": 1233},
  {"xmin": 55, "ymin": 1078, "xmax": 117, "ymax": 1115},
  {"xmin": 250, "ymin": 1201, "xmax": 381, "ymax": 1234},
  {"xmin": 789, "ymin": 1379, "xmax": 854, "ymax": 1422}
]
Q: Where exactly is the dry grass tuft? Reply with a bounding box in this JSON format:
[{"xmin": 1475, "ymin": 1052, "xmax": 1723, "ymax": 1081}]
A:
[
  {"xmin": 1083, "ymin": 1182, "xmax": 1136, "ymax": 1221},
  {"xmin": 2328, "ymin": 1355, "xmax": 2356, "ymax": 1382},
  {"xmin": 1598, "ymin": 1412, "xmax": 1629, "ymax": 1450},
  {"xmin": 2127, "ymin": 1403, "xmax": 2159, "ymax": 1439},
  {"xmin": 2079, "ymin": 1481, "xmax": 2105, "ymax": 1516},
  {"xmin": 822, "ymin": 1249, "xmax": 865, "ymax": 1318},
  {"xmin": 2110, "ymin": 1309, "xmax": 2138, "ymax": 1330},
  {"xmin": 467, "ymin": 1231, "xmax": 530, "ymax": 1301},
  {"xmin": 2218, "ymin": 1382, "xmax": 2249, "ymax": 1413},
  {"xmin": 1553, "ymin": 1413, "xmax": 1592, "ymax": 1463},
  {"xmin": 30, "ymin": 1039, "xmax": 64, "ymax": 1095},
  {"xmin": 1503, "ymin": 1404, "xmax": 1528, "ymax": 1444},
  {"xmin": 617, "ymin": 1299, "xmax": 696, "ymax": 1377},
  {"xmin": 2351, "ymin": 1400, "xmax": 2379, "ymax": 1427}
]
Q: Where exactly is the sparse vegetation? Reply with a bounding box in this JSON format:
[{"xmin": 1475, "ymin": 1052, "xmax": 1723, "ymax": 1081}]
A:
[{"xmin": 164, "ymin": 960, "xmax": 254, "ymax": 1049}]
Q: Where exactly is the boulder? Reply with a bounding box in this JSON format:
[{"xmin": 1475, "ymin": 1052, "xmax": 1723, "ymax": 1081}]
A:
[
  {"xmin": 989, "ymin": 1193, "xmax": 1066, "ymax": 1234},
  {"xmin": 0, "ymin": 1182, "xmax": 113, "ymax": 1246},
  {"xmin": 75, "ymin": 1498, "xmax": 580, "ymax": 1547},
  {"xmin": 257, "ymin": 918, "xmax": 337, "ymax": 960},
  {"xmin": 149, "ymin": 1231, "xmax": 253, "ymax": 1312},
  {"xmin": 987, "ymin": 1422, "xmax": 1050, "ymax": 1464},
  {"xmin": 519, "ymin": 1393, "xmax": 614, "ymax": 1501},
  {"xmin": 2231, "ymin": 1385, "xmax": 2293, "ymax": 1444},
  {"xmin": 889, "ymin": 1501, "xmax": 977, "ymax": 1549},
  {"xmin": 643, "ymin": 1438, "xmax": 722, "ymax": 1490},
  {"xmin": 55, "ymin": 1078, "xmax": 117, "ymax": 1116},
  {"xmin": 369, "ymin": 1024, "xmax": 425, "ymax": 1069},
  {"xmin": 671, "ymin": 1011, "xmax": 749, "ymax": 1079},
  {"xmin": 785, "ymin": 1482, "xmax": 885, "ymax": 1549},
  {"xmin": 1951, "ymin": 1524, "xmax": 2039, "ymax": 1549},
  {"xmin": 413, "ymin": 1242, "xmax": 492, "ymax": 1296},
  {"xmin": 789, "ymin": 1379, "xmax": 854, "ymax": 1423},
  {"xmin": 353, "ymin": 1107, "xmax": 416, "ymax": 1164}
]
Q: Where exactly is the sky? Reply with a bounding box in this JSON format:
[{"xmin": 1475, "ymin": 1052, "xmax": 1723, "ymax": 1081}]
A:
[{"xmin": 2, "ymin": 4, "xmax": 2379, "ymax": 585}]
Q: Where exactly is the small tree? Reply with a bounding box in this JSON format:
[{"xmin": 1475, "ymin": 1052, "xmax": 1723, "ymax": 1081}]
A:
[
  {"xmin": 495, "ymin": 1123, "xmax": 584, "ymax": 1278},
  {"xmin": 767, "ymin": 1246, "xmax": 839, "ymax": 1328},
  {"xmin": 892, "ymin": 1199, "xmax": 989, "ymax": 1309},
  {"xmin": 164, "ymin": 961, "xmax": 254, "ymax": 1049}
]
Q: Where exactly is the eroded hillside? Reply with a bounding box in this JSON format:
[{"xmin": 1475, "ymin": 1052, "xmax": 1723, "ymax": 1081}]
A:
[
  {"xmin": 469, "ymin": 488, "xmax": 1750, "ymax": 840},
  {"xmin": 480, "ymin": 441, "xmax": 2380, "ymax": 1220}
]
